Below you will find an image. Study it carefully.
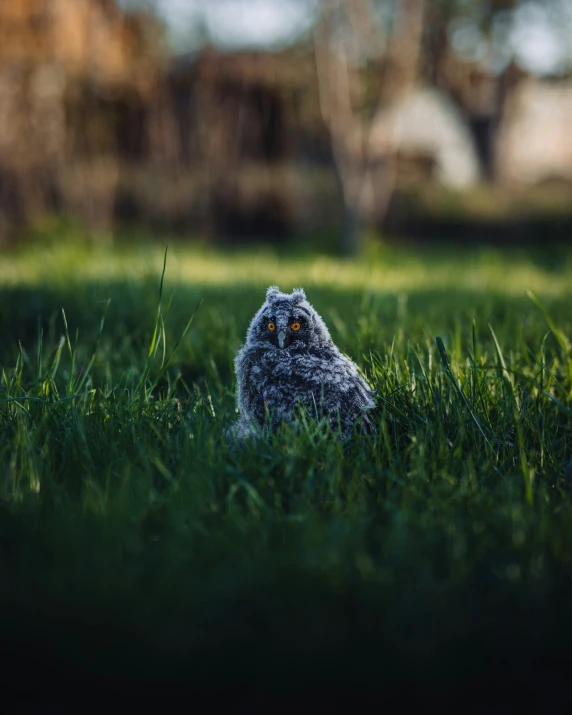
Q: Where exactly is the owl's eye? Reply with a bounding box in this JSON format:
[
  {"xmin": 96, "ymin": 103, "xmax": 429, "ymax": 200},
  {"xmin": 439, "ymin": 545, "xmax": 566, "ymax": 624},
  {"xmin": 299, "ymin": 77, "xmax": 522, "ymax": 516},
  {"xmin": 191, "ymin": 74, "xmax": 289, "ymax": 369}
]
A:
[
  {"xmin": 267, "ymin": 321, "xmax": 276, "ymax": 331},
  {"xmin": 290, "ymin": 322, "xmax": 301, "ymax": 331}
]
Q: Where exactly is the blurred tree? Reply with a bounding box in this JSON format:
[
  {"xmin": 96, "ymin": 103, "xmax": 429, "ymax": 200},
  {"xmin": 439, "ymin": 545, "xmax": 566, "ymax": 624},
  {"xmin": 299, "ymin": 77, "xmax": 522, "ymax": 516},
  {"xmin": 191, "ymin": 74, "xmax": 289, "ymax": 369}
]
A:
[
  {"xmin": 2, "ymin": 0, "xmax": 572, "ymax": 246},
  {"xmin": 313, "ymin": 0, "xmax": 426, "ymax": 255}
]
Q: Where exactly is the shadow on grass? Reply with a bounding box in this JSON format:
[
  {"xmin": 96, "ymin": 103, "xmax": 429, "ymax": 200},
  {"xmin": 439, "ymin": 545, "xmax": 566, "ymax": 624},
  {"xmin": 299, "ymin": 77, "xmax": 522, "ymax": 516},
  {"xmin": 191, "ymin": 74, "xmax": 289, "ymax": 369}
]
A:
[
  {"xmin": 2, "ymin": 528, "xmax": 571, "ymax": 706},
  {"xmin": 2, "ymin": 279, "xmax": 570, "ymax": 357}
]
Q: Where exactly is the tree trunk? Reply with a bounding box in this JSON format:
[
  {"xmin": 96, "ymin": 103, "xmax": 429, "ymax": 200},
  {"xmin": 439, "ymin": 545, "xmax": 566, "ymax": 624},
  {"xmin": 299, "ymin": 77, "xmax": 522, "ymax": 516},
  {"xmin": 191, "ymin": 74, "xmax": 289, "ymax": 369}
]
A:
[
  {"xmin": 314, "ymin": 0, "xmax": 425, "ymax": 256},
  {"xmin": 341, "ymin": 200, "xmax": 362, "ymax": 257}
]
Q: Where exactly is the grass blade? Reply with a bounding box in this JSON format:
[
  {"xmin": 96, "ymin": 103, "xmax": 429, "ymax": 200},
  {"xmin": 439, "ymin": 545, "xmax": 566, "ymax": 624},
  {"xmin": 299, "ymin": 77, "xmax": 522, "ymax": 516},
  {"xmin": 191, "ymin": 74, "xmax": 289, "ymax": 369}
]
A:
[{"xmin": 436, "ymin": 337, "xmax": 492, "ymax": 448}]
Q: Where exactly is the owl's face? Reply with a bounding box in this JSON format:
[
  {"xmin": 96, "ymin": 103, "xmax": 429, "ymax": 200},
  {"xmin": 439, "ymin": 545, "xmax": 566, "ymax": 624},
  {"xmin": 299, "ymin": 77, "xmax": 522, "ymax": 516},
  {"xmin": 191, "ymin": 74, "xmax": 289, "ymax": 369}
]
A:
[{"xmin": 246, "ymin": 286, "xmax": 333, "ymax": 351}]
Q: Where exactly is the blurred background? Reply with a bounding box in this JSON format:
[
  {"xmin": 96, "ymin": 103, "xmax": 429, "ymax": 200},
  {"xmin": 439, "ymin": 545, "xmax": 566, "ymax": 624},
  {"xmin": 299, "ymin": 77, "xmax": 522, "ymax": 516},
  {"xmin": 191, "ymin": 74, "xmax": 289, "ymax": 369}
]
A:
[{"xmin": 0, "ymin": 0, "xmax": 571, "ymax": 254}]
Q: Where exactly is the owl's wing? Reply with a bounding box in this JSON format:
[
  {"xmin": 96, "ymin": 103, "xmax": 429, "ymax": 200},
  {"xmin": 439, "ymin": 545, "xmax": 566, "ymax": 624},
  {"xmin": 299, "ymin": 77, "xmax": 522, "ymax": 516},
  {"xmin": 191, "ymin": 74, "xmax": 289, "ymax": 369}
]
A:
[
  {"xmin": 234, "ymin": 346, "xmax": 267, "ymax": 427},
  {"xmin": 335, "ymin": 355, "xmax": 377, "ymax": 438}
]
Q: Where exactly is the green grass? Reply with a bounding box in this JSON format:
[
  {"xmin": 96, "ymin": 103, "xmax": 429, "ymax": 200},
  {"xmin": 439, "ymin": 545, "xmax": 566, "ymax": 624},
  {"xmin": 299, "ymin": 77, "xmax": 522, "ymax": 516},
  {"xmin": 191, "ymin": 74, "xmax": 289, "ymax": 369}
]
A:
[{"xmin": 1, "ymin": 238, "xmax": 572, "ymax": 703}]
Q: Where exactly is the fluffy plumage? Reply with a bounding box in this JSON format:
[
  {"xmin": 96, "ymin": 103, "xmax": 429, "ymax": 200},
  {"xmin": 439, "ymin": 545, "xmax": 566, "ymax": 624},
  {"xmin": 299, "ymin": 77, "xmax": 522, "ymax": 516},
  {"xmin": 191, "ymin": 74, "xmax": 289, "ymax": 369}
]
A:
[{"xmin": 229, "ymin": 286, "xmax": 375, "ymax": 441}]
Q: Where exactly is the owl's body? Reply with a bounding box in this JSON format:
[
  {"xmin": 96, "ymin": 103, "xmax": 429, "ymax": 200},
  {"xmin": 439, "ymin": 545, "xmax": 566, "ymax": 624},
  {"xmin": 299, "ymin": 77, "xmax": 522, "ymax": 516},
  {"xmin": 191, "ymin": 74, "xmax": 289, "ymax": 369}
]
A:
[{"xmin": 230, "ymin": 286, "xmax": 375, "ymax": 441}]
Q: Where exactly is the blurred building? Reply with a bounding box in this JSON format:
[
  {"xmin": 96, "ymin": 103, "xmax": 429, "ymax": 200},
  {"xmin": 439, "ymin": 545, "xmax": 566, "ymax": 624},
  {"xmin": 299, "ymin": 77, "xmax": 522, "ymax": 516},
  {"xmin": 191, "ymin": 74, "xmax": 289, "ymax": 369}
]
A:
[
  {"xmin": 0, "ymin": 0, "xmax": 571, "ymax": 244},
  {"xmin": 0, "ymin": 0, "xmax": 164, "ymax": 238},
  {"xmin": 370, "ymin": 87, "xmax": 482, "ymax": 189},
  {"xmin": 495, "ymin": 77, "xmax": 572, "ymax": 185}
]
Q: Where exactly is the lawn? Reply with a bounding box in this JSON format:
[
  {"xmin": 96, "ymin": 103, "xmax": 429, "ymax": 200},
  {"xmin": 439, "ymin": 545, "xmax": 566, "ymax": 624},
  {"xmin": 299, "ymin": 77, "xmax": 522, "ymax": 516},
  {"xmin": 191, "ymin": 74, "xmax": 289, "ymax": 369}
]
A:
[{"xmin": 1, "ymin": 236, "xmax": 571, "ymax": 705}]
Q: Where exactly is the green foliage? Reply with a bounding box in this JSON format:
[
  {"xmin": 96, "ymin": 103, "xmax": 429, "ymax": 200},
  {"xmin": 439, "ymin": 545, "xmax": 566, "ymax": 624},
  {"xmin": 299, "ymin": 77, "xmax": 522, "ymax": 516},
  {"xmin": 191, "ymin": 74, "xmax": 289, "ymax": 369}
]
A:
[{"xmin": 1, "ymin": 239, "xmax": 571, "ymax": 693}]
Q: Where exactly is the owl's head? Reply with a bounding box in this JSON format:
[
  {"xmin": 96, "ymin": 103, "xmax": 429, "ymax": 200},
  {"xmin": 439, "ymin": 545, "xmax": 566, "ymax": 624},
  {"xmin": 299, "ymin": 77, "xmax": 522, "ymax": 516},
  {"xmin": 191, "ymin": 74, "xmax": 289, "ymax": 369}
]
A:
[{"xmin": 246, "ymin": 285, "xmax": 333, "ymax": 351}]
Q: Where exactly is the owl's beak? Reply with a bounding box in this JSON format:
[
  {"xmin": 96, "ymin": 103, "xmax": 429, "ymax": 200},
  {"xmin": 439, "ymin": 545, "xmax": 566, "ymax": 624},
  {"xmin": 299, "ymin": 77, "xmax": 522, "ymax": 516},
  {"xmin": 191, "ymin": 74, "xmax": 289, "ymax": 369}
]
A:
[{"xmin": 277, "ymin": 328, "xmax": 288, "ymax": 349}]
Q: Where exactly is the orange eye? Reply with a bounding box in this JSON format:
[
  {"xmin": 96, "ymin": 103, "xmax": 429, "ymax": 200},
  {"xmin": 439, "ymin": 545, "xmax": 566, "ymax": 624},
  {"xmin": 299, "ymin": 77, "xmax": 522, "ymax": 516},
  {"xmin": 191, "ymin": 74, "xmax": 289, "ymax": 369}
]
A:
[
  {"xmin": 291, "ymin": 322, "xmax": 301, "ymax": 331},
  {"xmin": 267, "ymin": 321, "xmax": 275, "ymax": 331}
]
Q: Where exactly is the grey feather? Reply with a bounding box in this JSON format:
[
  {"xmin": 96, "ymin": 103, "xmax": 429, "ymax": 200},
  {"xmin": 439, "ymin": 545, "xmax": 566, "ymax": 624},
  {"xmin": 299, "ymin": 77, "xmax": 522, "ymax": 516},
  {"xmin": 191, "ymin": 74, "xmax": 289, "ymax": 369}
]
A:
[{"xmin": 228, "ymin": 286, "xmax": 375, "ymax": 442}]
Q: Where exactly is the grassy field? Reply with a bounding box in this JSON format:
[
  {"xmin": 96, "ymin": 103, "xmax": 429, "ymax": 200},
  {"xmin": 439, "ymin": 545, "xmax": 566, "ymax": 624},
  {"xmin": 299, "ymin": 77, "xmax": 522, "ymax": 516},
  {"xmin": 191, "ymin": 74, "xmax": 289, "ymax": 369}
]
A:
[{"xmin": 1, "ymin": 237, "xmax": 572, "ymax": 705}]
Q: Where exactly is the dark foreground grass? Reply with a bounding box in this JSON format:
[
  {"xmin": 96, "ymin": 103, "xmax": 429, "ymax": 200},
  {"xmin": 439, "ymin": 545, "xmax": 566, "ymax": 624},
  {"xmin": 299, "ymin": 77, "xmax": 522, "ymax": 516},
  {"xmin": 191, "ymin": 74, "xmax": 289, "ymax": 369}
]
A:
[{"xmin": 1, "ymin": 240, "xmax": 572, "ymax": 707}]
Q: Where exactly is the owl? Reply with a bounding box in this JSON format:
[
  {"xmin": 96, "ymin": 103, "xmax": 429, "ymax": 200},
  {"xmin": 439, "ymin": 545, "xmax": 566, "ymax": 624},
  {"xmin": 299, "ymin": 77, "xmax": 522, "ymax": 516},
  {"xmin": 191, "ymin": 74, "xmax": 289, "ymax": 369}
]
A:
[{"xmin": 229, "ymin": 286, "xmax": 376, "ymax": 441}]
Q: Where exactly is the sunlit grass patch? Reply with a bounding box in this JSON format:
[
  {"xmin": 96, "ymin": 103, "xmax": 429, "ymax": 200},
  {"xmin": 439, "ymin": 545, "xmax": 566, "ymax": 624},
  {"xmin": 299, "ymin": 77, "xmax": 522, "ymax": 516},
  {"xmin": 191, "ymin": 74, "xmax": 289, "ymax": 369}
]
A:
[{"xmin": 3, "ymin": 236, "xmax": 572, "ymax": 298}]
